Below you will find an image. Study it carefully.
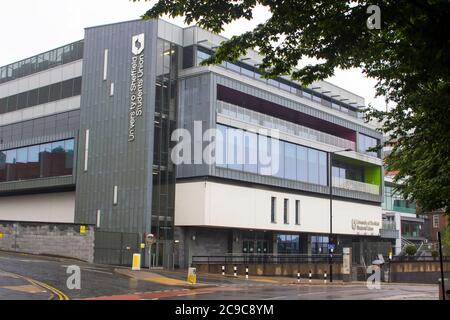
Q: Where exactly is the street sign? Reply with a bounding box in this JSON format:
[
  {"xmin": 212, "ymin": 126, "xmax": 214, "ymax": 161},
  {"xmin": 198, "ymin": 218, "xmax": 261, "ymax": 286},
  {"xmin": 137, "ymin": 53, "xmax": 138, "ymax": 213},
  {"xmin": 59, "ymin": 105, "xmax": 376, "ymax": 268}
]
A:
[
  {"xmin": 328, "ymin": 243, "xmax": 335, "ymax": 251},
  {"xmin": 145, "ymin": 233, "xmax": 156, "ymax": 245}
]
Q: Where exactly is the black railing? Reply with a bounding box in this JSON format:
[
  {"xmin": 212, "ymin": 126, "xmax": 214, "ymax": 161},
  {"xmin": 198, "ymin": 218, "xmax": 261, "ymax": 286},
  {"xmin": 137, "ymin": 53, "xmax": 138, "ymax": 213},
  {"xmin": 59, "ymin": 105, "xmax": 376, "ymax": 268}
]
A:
[{"xmin": 192, "ymin": 254, "xmax": 343, "ymax": 265}]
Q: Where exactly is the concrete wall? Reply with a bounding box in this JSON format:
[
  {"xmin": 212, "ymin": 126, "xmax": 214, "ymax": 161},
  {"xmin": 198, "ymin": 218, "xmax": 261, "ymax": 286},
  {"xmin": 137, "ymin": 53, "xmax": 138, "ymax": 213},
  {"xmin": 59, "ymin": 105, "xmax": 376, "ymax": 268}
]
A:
[
  {"xmin": 0, "ymin": 191, "xmax": 75, "ymax": 223},
  {"xmin": 175, "ymin": 180, "xmax": 382, "ymax": 236},
  {"xmin": 0, "ymin": 221, "xmax": 94, "ymax": 262}
]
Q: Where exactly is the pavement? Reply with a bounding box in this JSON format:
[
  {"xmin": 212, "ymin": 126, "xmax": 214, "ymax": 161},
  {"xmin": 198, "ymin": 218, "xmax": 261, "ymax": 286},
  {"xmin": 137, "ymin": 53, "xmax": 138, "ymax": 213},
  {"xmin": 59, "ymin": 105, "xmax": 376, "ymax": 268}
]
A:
[{"xmin": 0, "ymin": 250, "xmax": 440, "ymax": 300}]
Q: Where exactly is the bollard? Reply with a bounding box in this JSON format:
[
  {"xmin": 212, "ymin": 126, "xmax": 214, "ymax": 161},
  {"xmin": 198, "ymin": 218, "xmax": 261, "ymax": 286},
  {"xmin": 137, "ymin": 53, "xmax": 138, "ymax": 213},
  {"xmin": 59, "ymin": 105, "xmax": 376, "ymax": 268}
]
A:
[
  {"xmin": 221, "ymin": 265, "xmax": 225, "ymax": 276},
  {"xmin": 324, "ymin": 271, "xmax": 327, "ymax": 284},
  {"xmin": 233, "ymin": 265, "xmax": 237, "ymax": 277},
  {"xmin": 297, "ymin": 272, "xmax": 300, "ymax": 283},
  {"xmin": 309, "ymin": 270, "xmax": 312, "ymax": 283},
  {"xmin": 245, "ymin": 266, "xmax": 249, "ymax": 280}
]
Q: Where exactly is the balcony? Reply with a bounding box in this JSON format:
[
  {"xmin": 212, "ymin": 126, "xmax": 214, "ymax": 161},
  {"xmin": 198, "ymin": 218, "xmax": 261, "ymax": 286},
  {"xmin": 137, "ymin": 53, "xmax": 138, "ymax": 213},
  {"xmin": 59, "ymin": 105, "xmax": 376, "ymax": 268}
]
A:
[
  {"xmin": 380, "ymin": 221, "xmax": 399, "ymax": 238},
  {"xmin": 332, "ymin": 176, "xmax": 380, "ymax": 195},
  {"xmin": 217, "ymin": 100, "xmax": 356, "ymax": 151}
]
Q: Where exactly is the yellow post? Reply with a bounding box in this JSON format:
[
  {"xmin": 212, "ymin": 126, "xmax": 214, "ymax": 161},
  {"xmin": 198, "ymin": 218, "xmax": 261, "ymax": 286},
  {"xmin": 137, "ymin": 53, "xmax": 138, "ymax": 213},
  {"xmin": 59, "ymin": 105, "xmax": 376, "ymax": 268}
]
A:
[
  {"xmin": 132, "ymin": 253, "xmax": 141, "ymax": 271},
  {"xmin": 187, "ymin": 267, "xmax": 197, "ymax": 284}
]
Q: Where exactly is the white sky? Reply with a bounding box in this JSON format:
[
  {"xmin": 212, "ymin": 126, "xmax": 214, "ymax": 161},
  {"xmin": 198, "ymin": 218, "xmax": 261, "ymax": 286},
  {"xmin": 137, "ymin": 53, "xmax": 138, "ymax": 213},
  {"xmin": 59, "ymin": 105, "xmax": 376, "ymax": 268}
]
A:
[{"xmin": 0, "ymin": 0, "xmax": 388, "ymax": 110}]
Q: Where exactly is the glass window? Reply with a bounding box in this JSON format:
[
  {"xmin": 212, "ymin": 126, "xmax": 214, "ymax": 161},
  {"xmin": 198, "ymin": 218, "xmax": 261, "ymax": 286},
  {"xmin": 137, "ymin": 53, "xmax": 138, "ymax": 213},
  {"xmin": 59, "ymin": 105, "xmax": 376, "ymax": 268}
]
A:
[
  {"xmin": 216, "ymin": 124, "xmax": 227, "ymax": 167},
  {"xmin": 27, "ymin": 89, "xmax": 38, "ymax": 107},
  {"xmin": 284, "ymin": 199, "xmax": 289, "ymax": 224},
  {"xmin": 258, "ymin": 135, "xmax": 271, "ymax": 175},
  {"xmin": 73, "ymin": 77, "xmax": 82, "ymax": 95},
  {"xmin": 0, "ymin": 98, "xmax": 7, "ymax": 114},
  {"xmin": 16, "ymin": 147, "xmax": 28, "ymax": 163},
  {"xmin": 284, "ymin": 142, "xmax": 296, "ymax": 181},
  {"xmin": 296, "ymin": 145, "xmax": 308, "ymax": 182},
  {"xmin": 5, "ymin": 149, "xmax": 17, "ymax": 181},
  {"xmin": 61, "ymin": 79, "xmax": 74, "ymax": 98},
  {"xmin": 7, "ymin": 94, "xmax": 18, "ymax": 112},
  {"xmin": 274, "ymin": 140, "xmax": 284, "ymax": 178},
  {"xmin": 433, "ymin": 215, "xmax": 439, "ymax": 228},
  {"xmin": 49, "ymin": 82, "xmax": 62, "ymax": 102},
  {"xmin": 271, "ymin": 197, "xmax": 276, "ymax": 223},
  {"xmin": 17, "ymin": 92, "xmax": 28, "ymax": 109},
  {"xmin": 227, "ymin": 127, "xmax": 243, "ymax": 171},
  {"xmin": 358, "ymin": 133, "xmax": 378, "ymax": 157},
  {"xmin": 295, "ymin": 200, "xmax": 300, "ymax": 225},
  {"xmin": 308, "ymin": 148, "xmax": 319, "ymax": 184},
  {"xmin": 38, "ymin": 85, "xmax": 50, "ymax": 105},
  {"xmin": 318, "ymin": 151, "xmax": 327, "ymax": 186},
  {"xmin": 243, "ymin": 130, "xmax": 258, "ymax": 173},
  {"xmin": 0, "ymin": 151, "xmax": 6, "ymax": 182}
]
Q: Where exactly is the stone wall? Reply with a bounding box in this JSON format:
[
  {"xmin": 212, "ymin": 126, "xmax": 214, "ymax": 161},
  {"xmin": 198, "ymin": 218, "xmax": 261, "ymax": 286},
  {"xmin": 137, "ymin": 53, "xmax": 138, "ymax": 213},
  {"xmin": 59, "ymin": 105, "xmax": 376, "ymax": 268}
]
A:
[{"xmin": 0, "ymin": 221, "xmax": 94, "ymax": 262}]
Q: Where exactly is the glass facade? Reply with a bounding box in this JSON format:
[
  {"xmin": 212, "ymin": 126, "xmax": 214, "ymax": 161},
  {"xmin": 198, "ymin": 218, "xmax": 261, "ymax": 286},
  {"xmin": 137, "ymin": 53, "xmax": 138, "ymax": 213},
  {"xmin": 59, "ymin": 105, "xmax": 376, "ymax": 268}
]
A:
[
  {"xmin": 357, "ymin": 133, "xmax": 379, "ymax": 157},
  {"xmin": 0, "ymin": 110, "xmax": 80, "ymax": 144},
  {"xmin": 0, "ymin": 77, "xmax": 82, "ymax": 115},
  {"xmin": 196, "ymin": 46, "xmax": 363, "ymax": 119},
  {"xmin": 0, "ymin": 139, "xmax": 74, "ymax": 182},
  {"xmin": 401, "ymin": 221, "xmax": 422, "ymax": 238},
  {"xmin": 311, "ymin": 235, "xmax": 329, "ymax": 254},
  {"xmin": 151, "ymin": 39, "xmax": 179, "ymax": 242},
  {"xmin": 216, "ymin": 123, "xmax": 328, "ymax": 186},
  {"xmin": 382, "ymin": 185, "xmax": 416, "ymax": 213},
  {"xmin": 277, "ymin": 234, "xmax": 300, "ymax": 254},
  {"xmin": 0, "ymin": 41, "xmax": 84, "ymax": 84}
]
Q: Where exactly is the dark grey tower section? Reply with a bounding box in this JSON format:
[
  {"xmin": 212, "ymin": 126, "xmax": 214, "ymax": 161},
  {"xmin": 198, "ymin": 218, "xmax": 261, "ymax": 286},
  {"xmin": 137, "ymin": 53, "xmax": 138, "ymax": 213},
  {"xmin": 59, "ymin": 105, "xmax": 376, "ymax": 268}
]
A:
[{"xmin": 75, "ymin": 20, "xmax": 158, "ymax": 264}]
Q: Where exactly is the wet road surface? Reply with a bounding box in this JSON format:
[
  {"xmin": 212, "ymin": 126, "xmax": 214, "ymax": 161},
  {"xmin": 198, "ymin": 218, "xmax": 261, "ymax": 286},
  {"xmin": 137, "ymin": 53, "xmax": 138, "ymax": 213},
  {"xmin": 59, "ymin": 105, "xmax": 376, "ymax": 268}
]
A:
[{"xmin": 0, "ymin": 251, "xmax": 439, "ymax": 300}]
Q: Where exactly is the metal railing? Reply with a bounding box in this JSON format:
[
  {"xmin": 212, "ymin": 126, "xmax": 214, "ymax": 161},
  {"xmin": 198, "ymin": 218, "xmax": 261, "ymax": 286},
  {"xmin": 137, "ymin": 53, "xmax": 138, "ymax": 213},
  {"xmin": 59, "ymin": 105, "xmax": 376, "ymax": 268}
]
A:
[
  {"xmin": 332, "ymin": 176, "xmax": 380, "ymax": 195},
  {"xmin": 217, "ymin": 100, "xmax": 356, "ymax": 151},
  {"xmin": 392, "ymin": 255, "xmax": 450, "ymax": 262},
  {"xmin": 192, "ymin": 253, "xmax": 343, "ymax": 265}
]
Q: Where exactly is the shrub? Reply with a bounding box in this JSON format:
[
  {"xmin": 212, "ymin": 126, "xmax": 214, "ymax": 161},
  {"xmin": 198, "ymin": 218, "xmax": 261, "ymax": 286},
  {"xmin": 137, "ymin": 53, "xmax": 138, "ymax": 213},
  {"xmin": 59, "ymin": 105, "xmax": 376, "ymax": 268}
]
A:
[
  {"xmin": 431, "ymin": 250, "xmax": 439, "ymax": 258},
  {"xmin": 405, "ymin": 245, "xmax": 417, "ymax": 256}
]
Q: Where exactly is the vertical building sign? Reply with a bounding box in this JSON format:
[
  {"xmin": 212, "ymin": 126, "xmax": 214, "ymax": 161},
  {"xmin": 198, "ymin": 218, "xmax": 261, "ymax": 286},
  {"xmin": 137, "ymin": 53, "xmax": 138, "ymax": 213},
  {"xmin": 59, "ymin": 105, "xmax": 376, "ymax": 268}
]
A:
[{"xmin": 128, "ymin": 33, "xmax": 145, "ymax": 142}]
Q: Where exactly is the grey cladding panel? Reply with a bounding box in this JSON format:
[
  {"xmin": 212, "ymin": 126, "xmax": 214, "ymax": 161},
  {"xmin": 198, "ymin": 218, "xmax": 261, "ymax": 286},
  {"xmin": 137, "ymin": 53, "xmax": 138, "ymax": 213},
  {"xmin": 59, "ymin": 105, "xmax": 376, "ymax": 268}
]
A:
[{"xmin": 75, "ymin": 20, "xmax": 158, "ymax": 234}]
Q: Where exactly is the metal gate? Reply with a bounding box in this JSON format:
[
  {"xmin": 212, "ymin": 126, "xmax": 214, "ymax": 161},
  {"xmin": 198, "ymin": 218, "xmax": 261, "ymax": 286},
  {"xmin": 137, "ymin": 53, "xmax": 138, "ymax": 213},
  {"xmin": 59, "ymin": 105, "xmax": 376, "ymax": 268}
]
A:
[{"xmin": 94, "ymin": 231, "xmax": 141, "ymax": 266}]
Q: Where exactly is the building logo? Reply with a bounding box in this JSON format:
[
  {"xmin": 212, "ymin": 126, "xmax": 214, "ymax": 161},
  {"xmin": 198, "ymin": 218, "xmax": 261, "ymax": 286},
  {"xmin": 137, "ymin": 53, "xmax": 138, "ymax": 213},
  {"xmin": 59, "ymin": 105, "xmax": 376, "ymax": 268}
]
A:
[
  {"xmin": 131, "ymin": 34, "xmax": 145, "ymax": 55},
  {"xmin": 128, "ymin": 33, "xmax": 145, "ymax": 142}
]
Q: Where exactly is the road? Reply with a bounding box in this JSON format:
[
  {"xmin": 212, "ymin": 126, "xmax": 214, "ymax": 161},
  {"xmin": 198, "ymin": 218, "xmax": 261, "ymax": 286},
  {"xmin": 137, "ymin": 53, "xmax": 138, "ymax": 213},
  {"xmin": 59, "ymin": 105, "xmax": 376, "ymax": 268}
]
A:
[{"xmin": 0, "ymin": 251, "xmax": 439, "ymax": 300}]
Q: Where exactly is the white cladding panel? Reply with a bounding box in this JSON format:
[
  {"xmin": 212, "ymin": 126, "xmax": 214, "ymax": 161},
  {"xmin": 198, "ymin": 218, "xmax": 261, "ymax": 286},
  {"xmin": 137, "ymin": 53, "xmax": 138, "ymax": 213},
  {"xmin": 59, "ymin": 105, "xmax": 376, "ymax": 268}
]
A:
[
  {"xmin": 0, "ymin": 192, "xmax": 75, "ymax": 223},
  {"xmin": 175, "ymin": 181, "xmax": 382, "ymax": 236}
]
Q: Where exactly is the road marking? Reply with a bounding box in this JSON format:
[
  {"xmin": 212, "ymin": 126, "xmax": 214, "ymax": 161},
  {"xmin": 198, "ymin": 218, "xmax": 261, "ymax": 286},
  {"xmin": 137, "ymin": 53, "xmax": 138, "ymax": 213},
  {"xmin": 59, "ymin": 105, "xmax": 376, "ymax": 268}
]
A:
[
  {"xmin": 263, "ymin": 296, "xmax": 289, "ymax": 300},
  {"xmin": 0, "ymin": 268, "xmax": 70, "ymax": 300}
]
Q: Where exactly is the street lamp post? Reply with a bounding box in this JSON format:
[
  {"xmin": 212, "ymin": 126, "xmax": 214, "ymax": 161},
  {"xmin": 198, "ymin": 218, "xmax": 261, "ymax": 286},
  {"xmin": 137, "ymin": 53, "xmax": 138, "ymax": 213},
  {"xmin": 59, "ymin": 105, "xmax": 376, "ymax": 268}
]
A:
[{"xmin": 329, "ymin": 148, "xmax": 352, "ymax": 283}]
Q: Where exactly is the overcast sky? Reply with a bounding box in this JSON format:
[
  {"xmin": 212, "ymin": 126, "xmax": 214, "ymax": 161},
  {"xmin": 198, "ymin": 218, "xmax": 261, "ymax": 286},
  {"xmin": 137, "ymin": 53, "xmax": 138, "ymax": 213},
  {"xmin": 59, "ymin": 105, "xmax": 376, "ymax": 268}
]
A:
[{"xmin": 0, "ymin": 0, "xmax": 388, "ymax": 110}]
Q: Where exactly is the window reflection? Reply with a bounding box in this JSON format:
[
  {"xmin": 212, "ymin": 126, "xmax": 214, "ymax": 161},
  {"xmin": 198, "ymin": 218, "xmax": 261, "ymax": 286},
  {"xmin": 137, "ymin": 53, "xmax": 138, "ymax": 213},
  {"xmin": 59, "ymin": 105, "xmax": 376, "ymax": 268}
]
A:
[
  {"xmin": 0, "ymin": 41, "xmax": 83, "ymax": 84},
  {"xmin": 217, "ymin": 124, "xmax": 328, "ymax": 186},
  {"xmin": 0, "ymin": 139, "xmax": 74, "ymax": 183}
]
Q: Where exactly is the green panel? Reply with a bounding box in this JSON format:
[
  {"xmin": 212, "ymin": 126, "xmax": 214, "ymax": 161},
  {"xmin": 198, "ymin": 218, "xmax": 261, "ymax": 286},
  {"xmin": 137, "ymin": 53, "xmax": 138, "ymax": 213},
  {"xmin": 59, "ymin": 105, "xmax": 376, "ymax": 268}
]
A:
[{"xmin": 364, "ymin": 166, "xmax": 381, "ymax": 186}]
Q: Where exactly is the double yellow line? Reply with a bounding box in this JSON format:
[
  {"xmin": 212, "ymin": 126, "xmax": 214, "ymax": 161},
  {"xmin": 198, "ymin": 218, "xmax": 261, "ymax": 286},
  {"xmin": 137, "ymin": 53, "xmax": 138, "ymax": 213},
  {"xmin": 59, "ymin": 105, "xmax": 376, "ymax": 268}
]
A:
[{"xmin": 1, "ymin": 269, "xmax": 69, "ymax": 300}]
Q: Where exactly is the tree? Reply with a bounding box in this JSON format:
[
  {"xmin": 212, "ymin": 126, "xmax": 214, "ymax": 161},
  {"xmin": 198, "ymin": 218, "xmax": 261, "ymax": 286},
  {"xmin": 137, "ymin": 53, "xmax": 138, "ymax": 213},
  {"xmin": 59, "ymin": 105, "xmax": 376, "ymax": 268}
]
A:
[{"xmin": 137, "ymin": 0, "xmax": 450, "ymax": 216}]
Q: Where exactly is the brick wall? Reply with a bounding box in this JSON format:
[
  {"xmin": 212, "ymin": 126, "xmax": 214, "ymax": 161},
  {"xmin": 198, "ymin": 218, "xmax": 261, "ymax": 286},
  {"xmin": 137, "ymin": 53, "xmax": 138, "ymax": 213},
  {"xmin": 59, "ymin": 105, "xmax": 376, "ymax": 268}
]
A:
[{"xmin": 0, "ymin": 221, "xmax": 94, "ymax": 262}]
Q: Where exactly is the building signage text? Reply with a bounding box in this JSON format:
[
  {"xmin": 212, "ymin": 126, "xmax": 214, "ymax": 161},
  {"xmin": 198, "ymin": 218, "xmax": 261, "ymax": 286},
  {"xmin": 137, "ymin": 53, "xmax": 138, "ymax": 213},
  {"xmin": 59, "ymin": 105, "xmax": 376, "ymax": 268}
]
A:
[{"xmin": 128, "ymin": 33, "xmax": 145, "ymax": 142}]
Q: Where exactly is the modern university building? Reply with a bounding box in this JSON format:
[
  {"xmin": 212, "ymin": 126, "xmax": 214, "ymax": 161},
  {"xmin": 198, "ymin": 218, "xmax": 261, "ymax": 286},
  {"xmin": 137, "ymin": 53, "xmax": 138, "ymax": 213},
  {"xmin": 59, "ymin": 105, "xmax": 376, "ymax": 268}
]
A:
[{"xmin": 0, "ymin": 19, "xmax": 387, "ymax": 268}]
